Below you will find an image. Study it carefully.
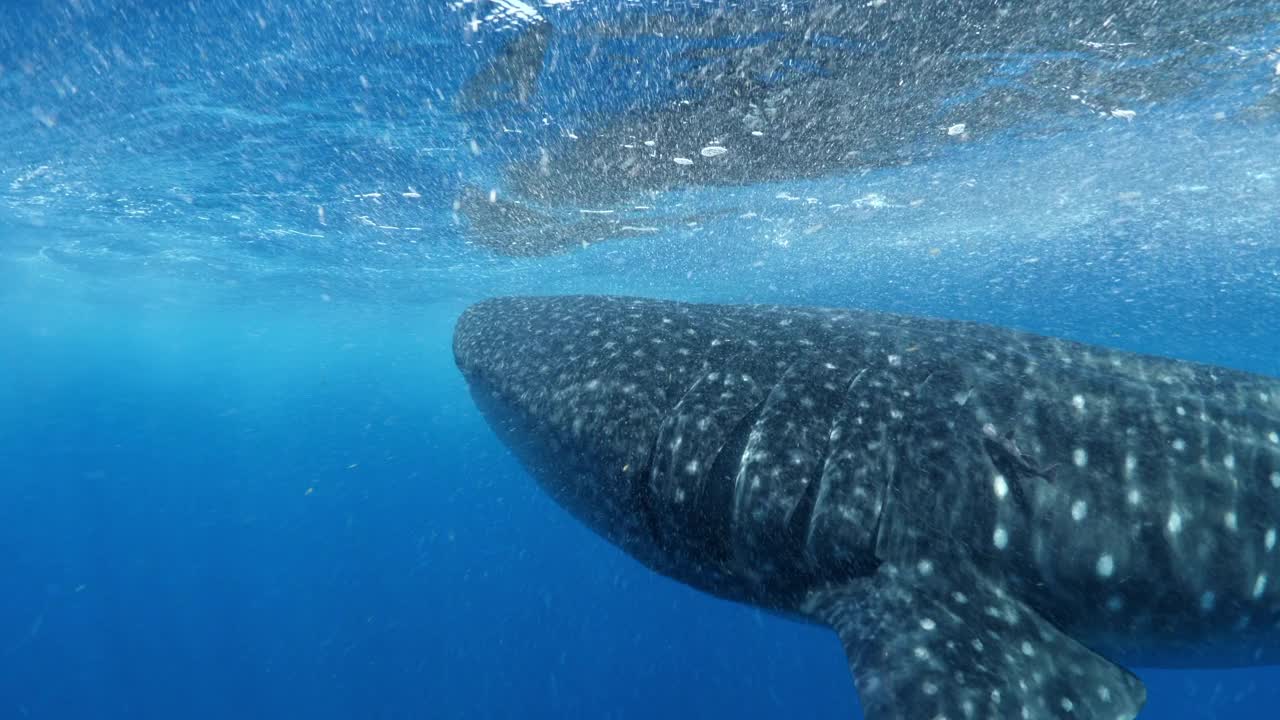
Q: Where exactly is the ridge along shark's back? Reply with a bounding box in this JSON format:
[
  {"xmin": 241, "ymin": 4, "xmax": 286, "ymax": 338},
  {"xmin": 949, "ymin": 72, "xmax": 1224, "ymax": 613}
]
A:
[{"xmin": 454, "ymin": 294, "xmax": 1280, "ymax": 720}]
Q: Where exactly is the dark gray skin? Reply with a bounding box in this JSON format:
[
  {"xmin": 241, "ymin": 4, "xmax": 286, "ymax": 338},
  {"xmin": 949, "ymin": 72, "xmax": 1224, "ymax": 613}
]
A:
[{"xmin": 453, "ymin": 295, "xmax": 1280, "ymax": 720}]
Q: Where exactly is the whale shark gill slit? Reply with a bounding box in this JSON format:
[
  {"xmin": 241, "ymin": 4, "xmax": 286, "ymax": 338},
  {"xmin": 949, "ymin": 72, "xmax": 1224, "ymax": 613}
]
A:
[{"xmin": 703, "ymin": 396, "xmax": 767, "ymax": 560}]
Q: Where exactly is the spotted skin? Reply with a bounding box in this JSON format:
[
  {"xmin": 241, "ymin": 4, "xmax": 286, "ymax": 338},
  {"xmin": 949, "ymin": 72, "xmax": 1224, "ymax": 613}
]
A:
[{"xmin": 454, "ymin": 295, "xmax": 1280, "ymax": 720}]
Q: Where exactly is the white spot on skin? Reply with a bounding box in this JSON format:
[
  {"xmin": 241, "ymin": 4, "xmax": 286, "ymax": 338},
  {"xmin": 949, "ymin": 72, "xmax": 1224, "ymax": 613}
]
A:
[
  {"xmin": 1061, "ymin": 697, "xmax": 1075, "ymax": 713},
  {"xmin": 1254, "ymin": 574, "xmax": 1269, "ymax": 599},
  {"xmin": 1071, "ymin": 500, "xmax": 1088, "ymax": 522},
  {"xmin": 1273, "ymin": 472, "xmax": 1280, "ymax": 489},
  {"xmin": 1266, "ymin": 528, "xmax": 1276, "ymax": 552},
  {"xmin": 922, "ymin": 681, "xmax": 939, "ymax": 696},
  {"xmin": 921, "ymin": 618, "xmax": 937, "ymax": 631},
  {"xmin": 1073, "ymin": 448, "xmax": 1088, "ymax": 467},
  {"xmin": 1071, "ymin": 395, "xmax": 1086, "ymax": 412},
  {"xmin": 1098, "ymin": 686, "xmax": 1112, "ymax": 703},
  {"xmin": 1268, "ymin": 431, "xmax": 1279, "ymax": 444},
  {"xmin": 993, "ymin": 526, "xmax": 1009, "ymax": 549},
  {"xmin": 993, "ymin": 474, "xmax": 1009, "ymax": 499},
  {"xmin": 1096, "ymin": 554, "xmax": 1115, "ymax": 578},
  {"xmin": 1224, "ymin": 454, "xmax": 1236, "ymax": 470},
  {"xmin": 1127, "ymin": 488, "xmax": 1142, "ymax": 506},
  {"xmin": 1021, "ymin": 641, "xmax": 1035, "ymax": 656},
  {"xmin": 1172, "ymin": 439, "xmax": 1187, "ymax": 452},
  {"xmin": 917, "ymin": 559, "xmax": 934, "ymax": 576},
  {"xmin": 699, "ymin": 145, "xmax": 728, "ymax": 157},
  {"xmin": 914, "ymin": 646, "xmax": 930, "ymax": 660},
  {"xmin": 1224, "ymin": 511, "xmax": 1238, "ymax": 531},
  {"xmin": 1168, "ymin": 510, "xmax": 1184, "ymax": 534}
]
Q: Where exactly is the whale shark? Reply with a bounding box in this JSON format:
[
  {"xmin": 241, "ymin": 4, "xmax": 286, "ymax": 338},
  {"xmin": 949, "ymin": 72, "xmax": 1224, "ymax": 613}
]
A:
[{"xmin": 453, "ymin": 295, "xmax": 1280, "ymax": 720}]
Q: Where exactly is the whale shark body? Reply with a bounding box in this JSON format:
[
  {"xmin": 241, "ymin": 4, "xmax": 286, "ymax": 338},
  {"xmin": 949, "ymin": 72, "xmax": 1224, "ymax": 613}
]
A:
[{"xmin": 453, "ymin": 295, "xmax": 1280, "ymax": 719}]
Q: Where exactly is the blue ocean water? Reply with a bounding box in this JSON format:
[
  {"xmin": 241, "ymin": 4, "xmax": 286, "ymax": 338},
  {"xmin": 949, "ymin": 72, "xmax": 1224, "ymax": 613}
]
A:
[{"xmin": 2, "ymin": 1, "xmax": 1280, "ymax": 718}]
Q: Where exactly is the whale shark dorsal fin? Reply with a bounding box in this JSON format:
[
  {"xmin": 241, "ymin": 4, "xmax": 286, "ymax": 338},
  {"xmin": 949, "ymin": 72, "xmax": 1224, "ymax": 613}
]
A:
[{"xmin": 804, "ymin": 561, "xmax": 1146, "ymax": 720}]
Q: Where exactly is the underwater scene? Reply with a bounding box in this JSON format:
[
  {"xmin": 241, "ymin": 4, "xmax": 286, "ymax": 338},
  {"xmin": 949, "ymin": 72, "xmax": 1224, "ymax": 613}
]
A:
[{"xmin": 3, "ymin": 1, "xmax": 1280, "ymax": 718}]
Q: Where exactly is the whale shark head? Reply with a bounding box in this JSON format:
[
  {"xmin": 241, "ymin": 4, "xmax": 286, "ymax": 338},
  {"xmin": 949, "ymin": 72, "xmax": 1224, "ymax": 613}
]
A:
[
  {"xmin": 453, "ymin": 295, "xmax": 681, "ymax": 572},
  {"xmin": 452, "ymin": 294, "xmax": 887, "ymax": 604}
]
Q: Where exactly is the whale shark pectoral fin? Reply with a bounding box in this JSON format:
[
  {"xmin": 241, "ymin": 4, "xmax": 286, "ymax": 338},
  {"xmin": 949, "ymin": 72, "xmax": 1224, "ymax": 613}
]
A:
[{"xmin": 804, "ymin": 562, "xmax": 1146, "ymax": 720}]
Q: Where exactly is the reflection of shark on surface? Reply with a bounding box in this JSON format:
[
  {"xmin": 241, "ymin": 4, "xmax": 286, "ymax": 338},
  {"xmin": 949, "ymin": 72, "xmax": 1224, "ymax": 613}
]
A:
[
  {"xmin": 456, "ymin": 294, "xmax": 1280, "ymax": 720},
  {"xmin": 456, "ymin": 14, "xmax": 552, "ymax": 111},
  {"xmin": 452, "ymin": 0, "xmax": 1279, "ymax": 254},
  {"xmin": 454, "ymin": 185, "xmax": 647, "ymax": 256},
  {"xmin": 455, "ymin": 184, "xmax": 735, "ymax": 257}
]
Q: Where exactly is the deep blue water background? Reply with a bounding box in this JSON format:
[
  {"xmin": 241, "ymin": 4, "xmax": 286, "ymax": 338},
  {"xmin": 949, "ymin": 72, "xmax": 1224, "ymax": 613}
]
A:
[
  {"xmin": 3, "ymin": 1, "xmax": 1280, "ymax": 718},
  {"xmin": 5, "ymin": 300, "xmax": 1280, "ymax": 720}
]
